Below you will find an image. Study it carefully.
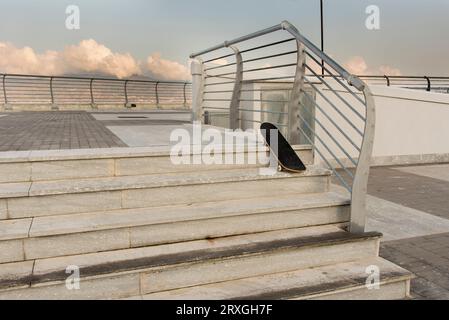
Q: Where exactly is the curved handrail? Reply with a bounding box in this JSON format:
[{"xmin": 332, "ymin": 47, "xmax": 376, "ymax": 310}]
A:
[
  {"xmin": 190, "ymin": 20, "xmax": 376, "ymax": 233},
  {"xmin": 191, "ymin": 20, "xmax": 365, "ymax": 91}
]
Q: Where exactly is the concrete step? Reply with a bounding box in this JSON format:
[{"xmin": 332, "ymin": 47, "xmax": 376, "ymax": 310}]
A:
[
  {"xmin": 0, "ymin": 192, "xmax": 350, "ymax": 262},
  {"xmin": 0, "ymin": 145, "xmax": 313, "ymax": 183},
  {"xmin": 133, "ymin": 257, "xmax": 413, "ymax": 300},
  {"xmin": 0, "ymin": 225, "xmax": 382, "ymax": 299},
  {"xmin": 0, "ymin": 166, "xmax": 330, "ymax": 219},
  {"xmin": 135, "ymin": 258, "xmax": 413, "ymax": 300}
]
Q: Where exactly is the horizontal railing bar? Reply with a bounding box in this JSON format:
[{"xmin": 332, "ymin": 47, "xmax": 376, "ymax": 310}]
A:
[
  {"xmin": 191, "ymin": 23, "xmax": 284, "ymax": 58},
  {"xmin": 202, "ymin": 53, "xmax": 235, "ymax": 64},
  {"xmin": 240, "ymin": 38, "xmax": 296, "ymax": 54},
  {"xmin": 242, "ymin": 75, "xmax": 295, "ymax": 82},
  {"xmin": 305, "ymin": 52, "xmax": 366, "ymax": 106},
  {"xmin": 305, "ymin": 64, "xmax": 366, "ymax": 122},
  {"xmin": 203, "ymin": 98, "xmax": 232, "ymax": 101},
  {"xmin": 299, "ymin": 100, "xmax": 357, "ymax": 167},
  {"xmin": 238, "ymin": 98, "xmax": 290, "ymax": 103},
  {"xmin": 238, "ymin": 108, "xmax": 288, "ymax": 115},
  {"xmin": 204, "ymin": 81, "xmax": 236, "ymax": 86},
  {"xmin": 204, "ymin": 63, "xmax": 237, "ymax": 72},
  {"xmin": 205, "ymin": 71, "xmax": 237, "ymax": 78},
  {"xmin": 297, "ymin": 112, "xmax": 354, "ymax": 179},
  {"xmin": 204, "ymin": 90, "xmax": 235, "ymax": 94},
  {"xmin": 240, "ymin": 88, "xmax": 293, "ymax": 92},
  {"xmin": 296, "ymin": 124, "xmax": 352, "ymax": 192},
  {"xmin": 243, "ymin": 63, "xmax": 296, "ymax": 73},
  {"xmin": 304, "ymin": 80, "xmax": 364, "ymax": 138},
  {"xmin": 205, "ymin": 75, "xmax": 236, "ymax": 81},
  {"xmin": 203, "ymin": 106, "xmax": 229, "ymax": 110},
  {"xmin": 302, "ymin": 88, "xmax": 362, "ymax": 152},
  {"xmin": 239, "ymin": 118, "xmax": 288, "ymax": 127},
  {"xmin": 1, "ymin": 73, "xmax": 189, "ymax": 84},
  {"xmin": 281, "ymin": 22, "xmax": 365, "ymax": 91},
  {"xmin": 241, "ymin": 50, "xmax": 298, "ymax": 64}
]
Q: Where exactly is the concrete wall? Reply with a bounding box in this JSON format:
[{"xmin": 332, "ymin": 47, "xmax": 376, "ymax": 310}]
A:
[{"xmin": 314, "ymin": 84, "xmax": 449, "ymax": 166}]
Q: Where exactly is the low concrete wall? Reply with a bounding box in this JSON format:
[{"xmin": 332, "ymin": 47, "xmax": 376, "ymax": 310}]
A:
[
  {"xmin": 315, "ymin": 84, "xmax": 449, "ymax": 166},
  {"xmin": 370, "ymin": 86, "xmax": 449, "ymax": 165}
]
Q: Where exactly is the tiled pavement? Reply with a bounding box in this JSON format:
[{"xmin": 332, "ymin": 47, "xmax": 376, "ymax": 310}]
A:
[
  {"xmin": 381, "ymin": 233, "xmax": 449, "ymax": 300},
  {"xmin": 366, "ymin": 165, "xmax": 449, "ymax": 300},
  {"xmin": 1, "ymin": 111, "xmax": 448, "ymax": 299},
  {"xmin": 0, "ymin": 111, "xmax": 127, "ymax": 151},
  {"xmin": 367, "ymin": 167, "xmax": 449, "ymax": 219}
]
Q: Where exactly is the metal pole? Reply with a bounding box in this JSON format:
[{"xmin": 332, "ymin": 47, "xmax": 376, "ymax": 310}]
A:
[
  {"xmin": 2, "ymin": 75, "xmax": 7, "ymax": 104},
  {"xmin": 228, "ymin": 46, "xmax": 243, "ymax": 130},
  {"xmin": 50, "ymin": 77, "xmax": 58, "ymax": 110},
  {"xmin": 2, "ymin": 74, "xmax": 11, "ymax": 110},
  {"xmin": 90, "ymin": 78, "xmax": 97, "ymax": 109},
  {"xmin": 288, "ymin": 41, "xmax": 306, "ymax": 145},
  {"xmin": 124, "ymin": 80, "xmax": 129, "ymax": 107},
  {"xmin": 155, "ymin": 81, "xmax": 160, "ymax": 108},
  {"xmin": 424, "ymin": 76, "xmax": 431, "ymax": 92},
  {"xmin": 320, "ymin": 0, "xmax": 325, "ymax": 77},
  {"xmin": 191, "ymin": 59, "xmax": 204, "ymax": 122},
  {"xmin": 183, "ymin": 82, "xmax": 187, "ymax": 108}
]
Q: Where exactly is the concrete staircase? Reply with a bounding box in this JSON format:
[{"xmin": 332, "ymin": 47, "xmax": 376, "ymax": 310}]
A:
[{"xmin": 0, "ymin": 146, "xmax": 413, "ymax": 299}]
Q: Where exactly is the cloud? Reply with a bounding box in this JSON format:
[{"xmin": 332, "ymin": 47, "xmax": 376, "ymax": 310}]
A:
[
  {"xmin": 0, "ymin": 40, "xmax": 190, "ymax": 80},
  {"xmin": 62, "ymin": 39, "xmax": 141, "ymax": 78},
  {"xmin": 145, "ymin": 53, "xmax": 190, "ymax": 80},
  {"xmin": 343, "ymin": 56, "xmax": 401, "ymax": 76},
  {"xmin": 0, "ymin": 42, "xmax": 62, "ymax": 75}
]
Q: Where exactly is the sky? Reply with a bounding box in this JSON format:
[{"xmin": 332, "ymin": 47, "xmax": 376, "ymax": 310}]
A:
[{"xmin": 0, "ymin": 0, "xmax": 448, "ymax": 80}]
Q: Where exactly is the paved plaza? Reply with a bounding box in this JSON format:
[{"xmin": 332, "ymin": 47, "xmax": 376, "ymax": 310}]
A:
[{"xmin": 0, "ymin": 111, "xmax": 448, "ymax": 299}]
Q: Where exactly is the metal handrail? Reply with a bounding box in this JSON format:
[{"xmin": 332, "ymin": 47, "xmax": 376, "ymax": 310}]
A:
[
  {"xmin": 190, "ymin": 20, "xmax": 376, "ymax": 234},
  {"xmin": 315, "ymin": 75, "xmax": 449, "ymax": 93},
  {"xmin": 191, "ymin": 21, "xmax": 365, "ymax": 91},
  {"xmin": 0, "ymin": 73, "xmax": 192, "ymax": 109}
]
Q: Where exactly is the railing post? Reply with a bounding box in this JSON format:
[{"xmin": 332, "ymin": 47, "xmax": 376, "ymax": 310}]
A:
[
  {"xmin": 424, "ymin": 76, "xmax": 431, "ymax": 92},
  {"xmin": 2, "ymin": 74, "xmax": 11, "ymax": 110},
  {"xmin": 90, "ymin": 78, "xmax": 97, "ymax": 109},
  {"xmin": 124, "ymin": 80, "xmax": 131, "ymax": 108},
  {"xmin": 50, "ymin": 77, "xmax": 59, "ymax": 110},
  {"xmin": 288, "ymin": 41, "xmax": 306, "ymax": 144},
  {"xmin": 191, "ymin": 59, "xmax": 204, "ymax": 122},
  {"xmin": 155, "ymin": 81, "xmax": 160, "ymax": 109},
  {"xmin": 349, "ymin": 85, "xmax": 376, "ymax": 234},
  {"xmin": 229, "ymin": 45, "xmax": 243, "ymax": 130},
  {"xmin": 183, "ymin": 82, "xmax": 188, "ymax": 109}
]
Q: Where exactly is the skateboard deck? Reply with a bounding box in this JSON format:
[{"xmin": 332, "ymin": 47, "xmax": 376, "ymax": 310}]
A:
[{"xmin": 260, "ymin": 122, "xmax": 306, "ymax": 173}]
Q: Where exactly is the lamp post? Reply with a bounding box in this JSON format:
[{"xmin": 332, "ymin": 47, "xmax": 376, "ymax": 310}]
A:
[{"xmin": 320, "ymin": 0, "xmax": 324, "ymax": 77}]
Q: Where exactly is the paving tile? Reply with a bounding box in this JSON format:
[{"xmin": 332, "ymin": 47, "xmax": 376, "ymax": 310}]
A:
[{"xmin": 0, "ymin": 111, "xmax": 127, "ymax": 151}]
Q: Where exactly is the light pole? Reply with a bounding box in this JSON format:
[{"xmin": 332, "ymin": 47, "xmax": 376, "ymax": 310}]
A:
[{"xmin": 320, "ymin": 0, "xmax": 324, "ymax": 77}]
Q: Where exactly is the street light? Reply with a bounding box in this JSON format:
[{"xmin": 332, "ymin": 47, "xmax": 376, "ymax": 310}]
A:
[{"xmin": 320, "ymin": 0, "xmax": 324, "ymax": 77}]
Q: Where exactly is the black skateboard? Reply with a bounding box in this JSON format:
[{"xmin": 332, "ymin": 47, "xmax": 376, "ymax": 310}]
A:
[{"xmin": 260, "ymin": 122, "xmax": 306, "ymax": 173}]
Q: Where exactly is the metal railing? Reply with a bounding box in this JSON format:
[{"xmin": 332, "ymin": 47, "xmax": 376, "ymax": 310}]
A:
[
  {"xmin": 358, "ymin": 75, "xmax": 449, "ymax": 93},
  {"xmin": 0, "ymin": 73, "xmax": 192, "ymax": 110},
  {"xmin": 190, "ymin": 20, "xmax": 376, "ymax": 234}
]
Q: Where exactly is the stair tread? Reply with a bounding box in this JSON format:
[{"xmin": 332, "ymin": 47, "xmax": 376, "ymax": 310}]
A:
[
  {"xmin": 0, "ymin": 145, "xmax": 313, "ymax": 163},
  {"xmin": 16, "ymin": 191, "xmax": 348, "ymax": 239},
  {"xmin": 0, "ymin": 225, "xmax": 381, "ymax": 289},
  {"xmin": 0, "ymin": 166, "xmax": 330, "ymax": 199},
  {"xmin": 136, "ymin": 257, "xmax": 412, "ymax": 300}
]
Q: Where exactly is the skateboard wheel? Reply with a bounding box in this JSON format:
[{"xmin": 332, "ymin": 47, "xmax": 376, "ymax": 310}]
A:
[{"xmin": 277, "ymin": 165, "xmax": 282, "ymax": 172}]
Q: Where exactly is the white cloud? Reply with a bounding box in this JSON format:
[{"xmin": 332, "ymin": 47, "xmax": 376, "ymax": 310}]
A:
[
  {"xmin": 62, "ymin": 39, "xmax": 141, "ymax": 78},
  {"xmin": 0, "ymin": 40, "xmax": 190, "ymax": 80},
  {"xmin": 145, "ymin": 53, "xmax": 190, "ymax": 81},
  {"xmin": 343, "ymin": 56, "xmax": 401, "ymax": 76}
]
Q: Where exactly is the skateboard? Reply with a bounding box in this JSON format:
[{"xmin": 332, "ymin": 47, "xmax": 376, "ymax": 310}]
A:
[{"xmin": 260, "ymin": 122, "xmax": 306, "ymax": 173}]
